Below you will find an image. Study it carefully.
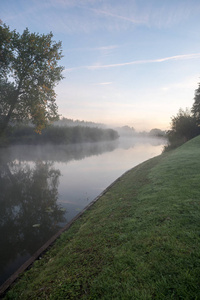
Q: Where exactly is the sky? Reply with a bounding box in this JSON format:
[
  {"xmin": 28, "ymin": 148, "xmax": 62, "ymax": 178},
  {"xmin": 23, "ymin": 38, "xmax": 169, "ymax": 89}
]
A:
[{"xmin": 1, "ymin": 0, "xmax": 200, "ymax": 131}]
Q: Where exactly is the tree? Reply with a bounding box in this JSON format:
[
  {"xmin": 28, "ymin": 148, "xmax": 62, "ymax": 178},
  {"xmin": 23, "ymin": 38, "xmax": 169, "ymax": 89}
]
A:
[
  {"xmin": 192, "ymin": 82, "xmax": 200, "ymax": 125},
  {"xmin": 149, "ymin": 128, "xmax": 166, "ymax": 137},
  {"xmin": 165, "ymin": 108, "xmax": 199, "ymax": 150},
  {"xmin": 0, "ymin": 23, "xmax": 64, "ymax": 137}
]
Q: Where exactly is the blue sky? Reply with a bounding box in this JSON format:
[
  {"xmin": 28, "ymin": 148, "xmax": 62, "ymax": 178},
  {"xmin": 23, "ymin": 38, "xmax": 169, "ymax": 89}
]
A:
[{"xmin": 1, "ymin": 0, "xmax": 200, "ymax": 130}]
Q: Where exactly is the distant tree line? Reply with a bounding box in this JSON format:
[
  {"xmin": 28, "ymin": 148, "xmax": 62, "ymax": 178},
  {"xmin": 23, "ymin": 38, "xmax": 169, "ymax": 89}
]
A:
[
  {"xmin": 116, "ymin": 125, "xmax": 166, "ymax": 138},
  {"xmin": 54, "ymin": 117, "xmax": 105, "ymax": 128},
  {"xmin": 5, "ymin": 125, "xmax": 119, "ymax": 145},
  {"xmin": 164, "ymin": 82, "xmax": 200, "ymax": 151}
]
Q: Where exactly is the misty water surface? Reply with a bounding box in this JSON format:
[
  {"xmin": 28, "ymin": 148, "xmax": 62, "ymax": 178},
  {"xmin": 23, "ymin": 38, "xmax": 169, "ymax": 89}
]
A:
[{"xmin": 0, "ymin": 137, "xmax": 166, "ymax": 286}]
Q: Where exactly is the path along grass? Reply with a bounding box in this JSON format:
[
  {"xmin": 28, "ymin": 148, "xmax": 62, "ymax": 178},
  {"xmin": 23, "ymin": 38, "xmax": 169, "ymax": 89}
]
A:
[{"xmin": 3, "ymin": 136, "xmax": 200, "ymax": 299}]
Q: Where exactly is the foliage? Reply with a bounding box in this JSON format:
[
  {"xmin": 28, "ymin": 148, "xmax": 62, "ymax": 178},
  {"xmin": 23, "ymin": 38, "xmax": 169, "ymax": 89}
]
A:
[
  {"xmin": 54, "ymin": 117, "xmax": 104, "ymax": 128},
  {"xmin": 6, "ymin": 125, "xmax": 119, "ymax": 145},
  {"xmin": 164, "ymin": 108, "xmax": 199, "ymax": 151},
  {"xmin": 192, "ymin": 82, "xmax": 200, "ymax": 125},
  {"xmin": 149, "ymin": 128, "xmax": 166, "ymax": 137},
  {"xmin": 116, "ymin": 125, "xmax": 136, "ymax": 137},
  {"xmin": 0, "ymin": 23, "xmax": 64, "ymax": 137},
  {"xmin": 3, "ymin": 136, "xmax": 200, "ymax": 299}
]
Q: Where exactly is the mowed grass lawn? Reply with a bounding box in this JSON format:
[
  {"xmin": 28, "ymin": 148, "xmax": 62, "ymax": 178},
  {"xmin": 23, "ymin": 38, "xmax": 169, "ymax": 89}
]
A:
[{"xmin": 3, "ymin": 137, "xmax": 200, "ymax": 299}]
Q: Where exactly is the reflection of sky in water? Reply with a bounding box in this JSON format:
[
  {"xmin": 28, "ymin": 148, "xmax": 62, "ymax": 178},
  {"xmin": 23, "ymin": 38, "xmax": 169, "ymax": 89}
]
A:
[
  {"xmin": 0, "ymin": 137, "xmax": 166, "ymax": 286},
  {"xmin": 0, "ymin": 138, "xmax": 166, "ymax": 224},
  {"xmin": 56, "ymin": 138, "xmax": 165, "ymax": 221}
]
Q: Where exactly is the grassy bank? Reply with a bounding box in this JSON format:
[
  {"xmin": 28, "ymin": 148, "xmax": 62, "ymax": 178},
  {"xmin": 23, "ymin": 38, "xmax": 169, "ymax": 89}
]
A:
[{"xmin": 3, "ymin": 137, "xmax": 200, "ymax": 299}]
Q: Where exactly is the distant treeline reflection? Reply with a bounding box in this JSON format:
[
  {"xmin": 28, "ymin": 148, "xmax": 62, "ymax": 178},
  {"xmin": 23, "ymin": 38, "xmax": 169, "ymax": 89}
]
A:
[
  {"xmin": 1, "ymin": 141, "xmax": 118, "ymax": 164},
  {"xmin": 6, "ymin": 125, "xmax": 119, "ymax": 145}
]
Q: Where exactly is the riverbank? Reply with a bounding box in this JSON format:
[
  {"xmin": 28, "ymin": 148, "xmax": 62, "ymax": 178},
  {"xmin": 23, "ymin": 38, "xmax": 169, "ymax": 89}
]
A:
[{"xmin": 2, "ymin": 136, "xmax": 200, "ymax": 299}]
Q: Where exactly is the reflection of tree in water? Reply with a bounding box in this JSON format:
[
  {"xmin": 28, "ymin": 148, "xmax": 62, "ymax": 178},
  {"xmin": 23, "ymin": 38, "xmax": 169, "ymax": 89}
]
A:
[
  {"xmin": 0, "ymin": 138, "xmax": 166, "ymax": 165},
  {"xmin": 2, "ymin": 141, "xmax": 119, "ymax": 164},
  {"xmin": 0, "ymin": 160, "xmax": 66, "ymax": 275}
]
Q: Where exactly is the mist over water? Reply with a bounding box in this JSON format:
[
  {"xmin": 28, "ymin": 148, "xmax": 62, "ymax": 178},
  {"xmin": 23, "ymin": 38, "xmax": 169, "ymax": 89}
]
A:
[{"xmin": 0, "ymin": 137, "xmax": 166, "ymax": 286}]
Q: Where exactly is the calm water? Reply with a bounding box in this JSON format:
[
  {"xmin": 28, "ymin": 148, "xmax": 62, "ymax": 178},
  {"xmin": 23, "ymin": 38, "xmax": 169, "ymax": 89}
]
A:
[{"xmin": 0, "ymin": 137, "xmax": 166, "ymax": 286}]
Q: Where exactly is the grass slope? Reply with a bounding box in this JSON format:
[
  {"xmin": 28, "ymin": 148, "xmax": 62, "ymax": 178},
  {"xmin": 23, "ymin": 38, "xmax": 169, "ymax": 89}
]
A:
[{"xmin": 4, "ymin": 137, "xmax": 200, "ymax": 299}]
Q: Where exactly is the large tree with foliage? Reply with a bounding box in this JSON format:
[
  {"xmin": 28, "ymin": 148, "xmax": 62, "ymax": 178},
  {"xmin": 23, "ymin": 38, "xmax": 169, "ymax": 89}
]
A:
[
  {"xmin": 165, "ymin": 108, "xmax": 199, "ymax": 150},
  {"xmin": 0, "ymin": 22, "xmax": 64, "ymax": 136},
  {"xmin": 192, "ymin": 82, "xmax": 200, "ymax": 125}
]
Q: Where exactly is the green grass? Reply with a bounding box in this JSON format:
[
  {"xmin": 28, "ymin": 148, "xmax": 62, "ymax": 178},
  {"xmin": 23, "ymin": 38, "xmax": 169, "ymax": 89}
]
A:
[{"xmin": 3, "ymin": 136, "xmax": 200, "ymax": 299}]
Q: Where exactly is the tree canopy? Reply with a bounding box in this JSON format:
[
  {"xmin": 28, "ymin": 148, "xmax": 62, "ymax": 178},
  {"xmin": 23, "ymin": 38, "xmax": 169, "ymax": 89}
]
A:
[
  {"xmin": 192, "ymin": 82, "xmax": 200, "ymax": 125},
  {"xmin": 165, "ymin": 108, "xmax": 199, "ymax": 151},
  {"xmin": 164, "ymin": 80, "xmax": 200, "ymax": 151},
  {"xmin": 0, "ymin": 23, "xmax": 64, "ymax": 136}
]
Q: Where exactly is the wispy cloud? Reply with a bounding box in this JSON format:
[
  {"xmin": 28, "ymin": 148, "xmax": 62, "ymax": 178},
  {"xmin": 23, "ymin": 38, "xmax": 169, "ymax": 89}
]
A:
[
  {"xmin": 95, "ymin": 82, "xmax": 113, "ymax": 85},
  {"xmin": 65, "ymin": 45, "xmax": 119, "ymax": 52},
  {"xmin": 87, "ymin": 1, "xmax": 200, "ymax": 30},
  {"xmin": 96, "ymin": 45, "xmax": 119, "ymax": 51},
  {"xmin": 90, "ymin": 7, "xmax": 147, "ymax": 25},
  {"xmin": 88, "ymin": 53, "xmax": 200, "ymax": 70},
  {"xmin": 65, "ymin": 53, "xmax": 200, "ymax": 72},
  {"xmin": 4, "ymin": 0, "xmax": 200, "ymax": 35}
]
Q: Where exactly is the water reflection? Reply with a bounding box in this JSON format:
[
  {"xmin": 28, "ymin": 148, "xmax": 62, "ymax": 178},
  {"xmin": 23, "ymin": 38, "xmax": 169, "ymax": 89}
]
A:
[
  {"xmin": 0, "ymin": 140, "xmax": 118, "ymax": 164},
  {"xmin": 0, "ymin": 160, "xmax": 66, "ymax": 285},
  {"xmin": 0, "ymin": 137, "xmax": 166, "ymax": 286},
  {"xmin": 0, "ymin": 137, "xmax": 165, "ymax": 164}
]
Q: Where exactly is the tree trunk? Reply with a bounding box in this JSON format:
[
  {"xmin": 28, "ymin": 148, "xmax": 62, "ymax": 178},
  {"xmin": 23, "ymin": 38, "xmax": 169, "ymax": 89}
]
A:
[{"xmin": 0, "ymin": 81, "xmax": 22, "ymax": 137}]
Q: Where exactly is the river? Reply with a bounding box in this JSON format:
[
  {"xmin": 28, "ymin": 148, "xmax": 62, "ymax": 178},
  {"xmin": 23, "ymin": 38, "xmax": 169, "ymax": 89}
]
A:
[{"xmin": 0, "ymin": 136, "xmax": 166, "ymax": 286}]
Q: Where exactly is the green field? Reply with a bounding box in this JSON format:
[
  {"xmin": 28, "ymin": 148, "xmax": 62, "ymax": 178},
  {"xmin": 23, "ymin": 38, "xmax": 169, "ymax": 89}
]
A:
[{"xmin": 3, "ymin": 137, "xmax": 200, "ymax": 299}]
